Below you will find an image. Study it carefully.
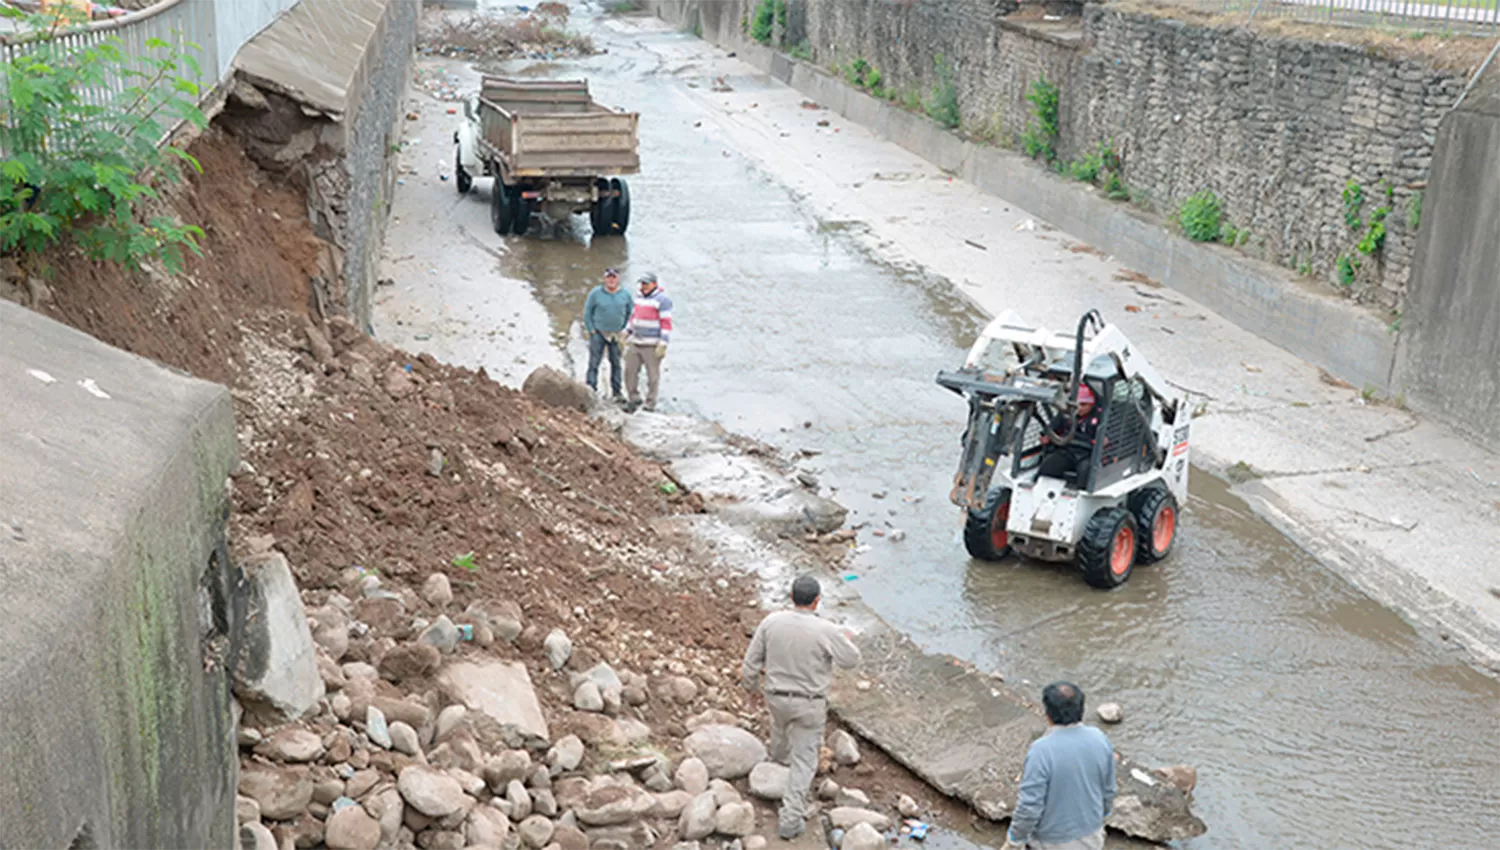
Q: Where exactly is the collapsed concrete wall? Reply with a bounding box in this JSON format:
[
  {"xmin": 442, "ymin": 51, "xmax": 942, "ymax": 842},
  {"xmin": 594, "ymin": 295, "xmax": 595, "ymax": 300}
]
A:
[
  {"xmin": 1394, "ymin": 63, "xmax": 1500, "ymax": 450},
  {"xmin": 224, "ymin": 0, "xmax": 420, "ymax": 330},
  {"xmin": 0, "ymin": 302, "xmax": 241, "ymax": 849}
]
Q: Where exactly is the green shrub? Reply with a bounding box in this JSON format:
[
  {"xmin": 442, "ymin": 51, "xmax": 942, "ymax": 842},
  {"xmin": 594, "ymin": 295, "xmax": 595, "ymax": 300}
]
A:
[
  {"xmin": 774, "ymin": 0, "xmax": 787, "ymax": 33},
  {"xmin": 750, "ymin": 0, "xmax": 774, "ymax": 43},
  {"xmin": 1357, "ymin": 206, "xmax": 1389, "ymax": 256},
  {"xmin": 1342, "ymin": 180, "xmax": 1365, "ymax": 229},
  {"xmin": 1177, "ymin": 190, "xmax": 1223, "ymax": 243},
  {"xmin": 1069, "ymin": 151, "xmax": 1103, "ymax": 183},
  {"xmin": 1336, "ymin": 253, "xmax": 1359, "ymax": 286},
  {"xmin": 1020, "ymin": 76, "xmax": 1059, "ymax": 163},
  {"xmin": 788, "ymin": 40, "xmax": 812, "ymax": 60},
  {"xmin": 0, "ymin": 8, "xmax": 207, "ymax": 273},
  {"xmin": 1104, "ymin": 170, "xmax": 1130, "ymax": 201},
  {"xmin": 925, "ymin": 55, "xmax": 960, "ymax": 129}
]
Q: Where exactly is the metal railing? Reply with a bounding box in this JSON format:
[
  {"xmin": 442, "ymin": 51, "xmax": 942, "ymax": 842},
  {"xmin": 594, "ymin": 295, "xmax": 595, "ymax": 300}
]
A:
[
  {"xmin": 1, "ymin": 0, "xmax": 302, "ymax": 112},
  {"xmin": 1168, "ymin": 0, "xmax": 1500, "ymax": 36}
]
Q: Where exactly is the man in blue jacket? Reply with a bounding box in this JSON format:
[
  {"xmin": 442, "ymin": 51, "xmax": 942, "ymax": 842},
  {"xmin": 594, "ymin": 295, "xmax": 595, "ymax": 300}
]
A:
[
  {"xmin": 1003, "ymin": 682, "xmax": 1116, "ymax": 850},
  {"xmin": 582, "ymin": 268, "xmax": 633, "ymax": 402}
]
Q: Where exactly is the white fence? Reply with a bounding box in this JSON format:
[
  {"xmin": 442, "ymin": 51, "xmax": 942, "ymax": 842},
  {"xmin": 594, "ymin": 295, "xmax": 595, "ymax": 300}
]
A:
[{"xmin": 1, "ymin": 0, "xmax": 303, "ymax": 105}]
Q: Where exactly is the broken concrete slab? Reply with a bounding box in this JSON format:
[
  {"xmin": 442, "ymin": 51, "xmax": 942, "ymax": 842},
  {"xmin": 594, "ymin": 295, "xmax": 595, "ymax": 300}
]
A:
[
  {"xmin": 830, "ymin": 625, "xmax": 1206, "ymax": 843},
  {"xmin": 621, "ymin": 413, "xmax": 846, "ymax": 533},
  {"xmin": 235, "ymin": 552, "xmax": 327, "ymax": 725},
  {"xmin": 438, "ymin": 660, "xmax": 549, "ymax": 742}
]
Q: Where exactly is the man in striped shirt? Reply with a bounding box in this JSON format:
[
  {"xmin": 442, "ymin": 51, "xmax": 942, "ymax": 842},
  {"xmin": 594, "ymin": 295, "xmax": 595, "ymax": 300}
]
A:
[{"xmin": 623, "ymin": 272, "xmax": 672, "ymax": 412}]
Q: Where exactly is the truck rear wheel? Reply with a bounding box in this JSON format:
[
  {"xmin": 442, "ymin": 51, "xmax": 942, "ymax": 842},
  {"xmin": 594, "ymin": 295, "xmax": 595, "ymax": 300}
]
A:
[
  {"xmin": 455, "ymin": 152, "xmax": 472, "ymax": 194},
  {"xmin": 611, "ymin": 177, "xmax": 631, "ymax": 234},
  {"xmin": 963, "ymin": 487, "xmax": 1013, "ymax": 561},
  {"xmin": 1078, "ymin": 507, "xmax": 1138, "ymax": 589},
  {"xmin": 590, "ymin": 178, "xmax": 614, "ymax": 235},
  {"xmin": 491, "ymin": 180, "xmax": 513, "ymax": 234},
  {"xmin": 1129, "ymin": 486, "xmax": 1178, "ymax": 564},
  {"xmin": 512, "ymin": 193, "xmax": 532, "ymax": 235}
]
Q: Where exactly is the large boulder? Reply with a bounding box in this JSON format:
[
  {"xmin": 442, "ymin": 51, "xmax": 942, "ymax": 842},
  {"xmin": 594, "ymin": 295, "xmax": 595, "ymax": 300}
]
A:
[
  {"xmin": 523, "ymin": 366, "xmax": 592, "ymax": 412},
  {"xmin": 438, "ymin": 660, "xmax": 549, "ymax": 741},
  {"xmin": 234, "ymin": 552, "xmax": 325, "ymax": 723},
  {"xmin": 682, "ymin": 725, "xmax": 767, "ymax": 780}
]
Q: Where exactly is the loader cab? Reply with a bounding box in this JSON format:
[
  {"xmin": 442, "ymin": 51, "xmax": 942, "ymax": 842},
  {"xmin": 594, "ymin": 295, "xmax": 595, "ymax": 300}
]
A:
[{"xmin": 1013, "ymin": 359, "xmax": 1156, "ymax": 492}]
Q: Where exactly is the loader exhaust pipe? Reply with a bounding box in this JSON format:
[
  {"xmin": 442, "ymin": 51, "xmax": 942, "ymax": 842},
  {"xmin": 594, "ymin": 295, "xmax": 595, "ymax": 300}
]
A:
[{"xmin": 1053, "ymin": 309, "xmax": 1104, "ymax": 448}]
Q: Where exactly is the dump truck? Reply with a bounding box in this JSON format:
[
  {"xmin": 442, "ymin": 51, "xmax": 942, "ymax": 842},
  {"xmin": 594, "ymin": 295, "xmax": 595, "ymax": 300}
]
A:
[{"xmin": 454, "ymin": 76, "xmax": 639, "ymax": 237}]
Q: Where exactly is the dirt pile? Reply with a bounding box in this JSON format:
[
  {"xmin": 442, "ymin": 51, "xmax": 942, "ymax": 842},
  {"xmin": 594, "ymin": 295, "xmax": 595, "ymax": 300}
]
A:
[
  {"xmin": 418, "ymin": 3, "xmax": 595, "ymax": 62},
  {"xmin": 3, "ymin": 114, "xmax": 955, "ymax": 850}
]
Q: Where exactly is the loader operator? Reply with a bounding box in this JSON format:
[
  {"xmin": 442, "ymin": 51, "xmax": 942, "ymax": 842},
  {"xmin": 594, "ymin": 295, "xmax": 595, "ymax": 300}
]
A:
[{"xmin": 1038, "ymin": 384, "xmax": 1101, "ymax": 484}]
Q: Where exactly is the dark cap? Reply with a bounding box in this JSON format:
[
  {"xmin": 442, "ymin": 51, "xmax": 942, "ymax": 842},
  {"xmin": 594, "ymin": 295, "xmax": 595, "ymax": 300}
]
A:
[
  {"xmin": 638, "ymin": 272, "xmax": 658, "ymax": 285},
  {"xmin": 603, "ymin": 267, "xmax": 619, "ymax": 277}
]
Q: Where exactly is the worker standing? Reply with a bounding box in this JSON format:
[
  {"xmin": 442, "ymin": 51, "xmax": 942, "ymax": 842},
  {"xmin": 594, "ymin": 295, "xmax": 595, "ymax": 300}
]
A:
[
  {"xmin": 622, "ymin": 272, "xmax": 672, "ymax": 412},
  {"xmin": 582, "ymin": 268, "xmax": 632, "ymax": 402},
  {"xmin": 1002, "ymin": 682, "xmax": 1117, "ymax": 850},
  {"xmin": 742, "ymin": 576, "xmax": 861, "ymax": 840}
]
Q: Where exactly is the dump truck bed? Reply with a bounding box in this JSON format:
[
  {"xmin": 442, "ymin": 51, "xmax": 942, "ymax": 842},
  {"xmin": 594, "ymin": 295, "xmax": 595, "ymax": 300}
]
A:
[{"xmin": 476, "ymin": 77, "xmax": 640, "ymax": 179}]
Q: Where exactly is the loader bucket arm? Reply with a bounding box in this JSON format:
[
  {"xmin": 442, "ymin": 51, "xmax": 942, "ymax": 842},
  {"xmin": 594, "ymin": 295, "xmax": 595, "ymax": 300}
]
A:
[{"xmin": 935, "ymin": 370, "xmax": 1057, "ymax": 510}]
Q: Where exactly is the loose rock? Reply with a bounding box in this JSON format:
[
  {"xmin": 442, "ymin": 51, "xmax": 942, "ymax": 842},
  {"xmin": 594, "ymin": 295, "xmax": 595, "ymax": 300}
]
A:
[
  {"xmin": 366, "ymin": 706, "xmax": 393, "ymax": 749},
  {"xmin": 544, "ymin": 629, "xmax": 573, "ymax": 670},
  {"xmin": 830, "ymin": 729, "xmax": 861, "ymax": 765},
  {"xmin": 675, "ymin": 757, "xmax": 710, "ymax": 794},
  {"xmin": 1155, "ymin": 764, "xmax": 1198, "ymax": 796},
  {"xmin": 828, "ymin": 808, "xmax": 891, "ymax": 831},
  {"xmin": 574, "ymin": 681, "xmax": 605, "ymax": 712},
  {"xmin": 236, "ymin": 794, "xmax": 261, "ymax": 825},
  {"xmin": 254, "ymin": 727, "xmax": 325, "ymax": 763},
  {"xmin": 747, "ymin": 762, "xmax": 788, "ymax": 801},
  {"xmin": 897, "ymin": 794, "xmax": 921, "ymax": 818},
  {"xmin": 709, "ymin": 779, "xmax": 741, "ymax": 807},
  {"xmin": 235, "ymin": 553, "xmax": 326, "ymax": 724},
  {"xmin": 679, "ymin": 791, "xmax": 717, "ymax": 840},
  {"xmin": 714, "ymin": 801, "xmax": 756, "ymax": 836},
  {"xmin": 1097, "ymin": 702, "xmax": 1124, "ymax": 724},
  {"xmin": 577, "ymin": 785, "xmax": 654, "ymax": 826},
  {"xmin": 398, "ymin": 765, "xmax": 470, "ymax": 817},
  {"xmin": 435, "ymin": 704, "xmax": 467, "ymax": 742},
  {"xmin": 422, "ymin": 615, "xmax": 462, "ymax": 654},
  {"xmin": 240, "ymin": 822, "xmax": 278, "ymax": 850},
  {"xmin": 389, "ymin": 721, "xmax": 421, "ymax": 757},
  {"xmin": 548, "ymin": 735, "xmax": 585, "ymax": 772},
  {"xmin": 682, "ymin": 725, "xmax": 766, "ymax": 779},
  {"xmin": 379, "ymin": 642, "xmax": 441, "ymax": 682},
  {"xmin": 466, "ymin": 805, "xmax": 511, "ymax": 848},
  {"xmin": 519, "ymin": 814, "xmax": 555, "ymax": 848},
  {"xmin": 324, "ymin": 805, "xmax": 382, "ymax": 850},
  {"xmin": 422, "ymin": 573, "xmax": 454, "ymax": 608},
  {"xmin": 238, "ymin": 765, "xmax": 313, "ymax": 821},
  {"xmin": 651, "ymin": 790, "xmax": 693, "ymax": 818},
  {"xmin": 507, "ymin": 778, "xmax": 534, "ymax": 819},
  {"xmin": 523, "ymin": 365, "xmax": 593, "ymax": 412},
  {"xmin": 834, "ymin": 787, "xmax": 869, "ymax": 808},
  {"xmin": 841, "ymin": 822, "xmax": 884, "ymax": 850}
]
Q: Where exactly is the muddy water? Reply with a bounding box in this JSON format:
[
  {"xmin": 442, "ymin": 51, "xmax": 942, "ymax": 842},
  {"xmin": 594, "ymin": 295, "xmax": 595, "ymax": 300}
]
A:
[{"xmin": 377, "ymin": 12, "xmax": 1500, "ymax": 849}]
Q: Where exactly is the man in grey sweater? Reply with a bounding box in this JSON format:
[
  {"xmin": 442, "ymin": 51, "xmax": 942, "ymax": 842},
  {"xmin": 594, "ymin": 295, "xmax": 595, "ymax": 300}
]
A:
[
  {"xmin": 742, "ymin": 576, "xmax": 861, "ymax": 840},
  {"xmin": 1003, "ymin": 682, "xmax": 1117, "ymax": 850}
]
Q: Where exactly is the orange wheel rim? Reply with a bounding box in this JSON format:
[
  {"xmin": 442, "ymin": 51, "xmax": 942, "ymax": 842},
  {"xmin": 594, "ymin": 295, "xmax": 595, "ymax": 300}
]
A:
[
  {"xmin": 991, "ymin": 501, "xmax": 1010, "ymax": 551},
  {"xmin": 1153, "ymin": 506, "xmax": 1176, "ymax": 554},
  {"xmin": 1111, "ymin": 526, "xmax": 1134, "ymax": 576}
]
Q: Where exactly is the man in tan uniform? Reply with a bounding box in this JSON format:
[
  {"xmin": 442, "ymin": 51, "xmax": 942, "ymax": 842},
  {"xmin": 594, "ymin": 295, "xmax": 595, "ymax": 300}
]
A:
[{"xmin": 742, "ymin": 575, "xmax": 862, "ymax": 839}]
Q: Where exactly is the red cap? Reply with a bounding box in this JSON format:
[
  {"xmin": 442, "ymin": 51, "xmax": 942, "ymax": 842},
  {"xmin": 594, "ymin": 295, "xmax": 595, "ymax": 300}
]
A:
[{"xmin": 1077, "ymin": 385, "xmax": 1096, "ymax": 405}]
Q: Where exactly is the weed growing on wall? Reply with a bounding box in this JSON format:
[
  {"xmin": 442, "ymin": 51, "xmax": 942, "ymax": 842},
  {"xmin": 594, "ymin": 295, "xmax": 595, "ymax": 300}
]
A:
[
  {"xmin": 788, "ymin": 40, "xmax": 812, "ymax": 60},
  {"xmin": 774, "ymin": 0, "xmax": 787, "ymax": 35},
  {"xmin": 1406, "ymin": 190, "xmax": 1423, "ymax": 231},
  {"xmin": 925, "ymin": 54, "xmax": 961, "ymax": 129},
  {"xmin": 1342, "ymin": 180, "xmax": 1365, "ymax": 229},
  {"xmin": 1066, "ymin": 140, "xmax": 1129, "ymax": 201},
  {"xmin": 750, "ymin": 0, "xmax": 774, "ymax": 43},
  {"xmin": 1176, "ymin": 190, "xmax": 1223, "ymax": 242},
  {"xmin": 0, "ymin": 7, "xmax": 207, "ymax": 273},
  {"xmin": 1020, "ymin": 76, "xmax": 1060, "ymax": 163}
]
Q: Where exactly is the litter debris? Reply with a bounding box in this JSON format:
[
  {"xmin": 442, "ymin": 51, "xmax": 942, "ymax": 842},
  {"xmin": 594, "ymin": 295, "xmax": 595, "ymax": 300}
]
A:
[
  {"xmin": 77, "ymin": 378, "xmax": 110, "ymax": 399},
  {"xmin": 1242, "ymin": 362, "xmax": 1263, "ymax": 373},
  {"xmin": 711, "ymin": 76, "xmax": 733, "ymax": 92},
  {"xmin": 964, "ymin": 239, "xmax": 987, "ymax": 251},
  {"xmin": 26, "ymin": 369, "xmax": 56, "ymax": 384},
  {"xmin": 904, "ymin": 820, "xmax": 929, "ymax": 841},
  {"xmin": 817, "ymin": 119, "xmax": 831, "ymax": 127},
  {"xmin": 1014, "ymin": 219, "xmax": 1037, "ymax": 232},
  {"xmin": 1124, "ymin": 304, "xmax": 1142, "ymax": 313},
  {"xmin": 800, "ymin": 100, "xmax": 821, "ymax": 109}
]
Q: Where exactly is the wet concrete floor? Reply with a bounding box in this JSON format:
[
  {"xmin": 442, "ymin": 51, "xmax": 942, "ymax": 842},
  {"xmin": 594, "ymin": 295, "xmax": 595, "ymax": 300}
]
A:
[{"xmin": 375, "ymin": 8, "xmax": 1500, "ymax": 848}]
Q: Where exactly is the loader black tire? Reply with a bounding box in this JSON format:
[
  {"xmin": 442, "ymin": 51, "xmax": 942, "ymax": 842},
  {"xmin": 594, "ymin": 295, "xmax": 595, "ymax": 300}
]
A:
[
  {"xmin": 1129, "ymin": 486, "xmax": 1178, "ymax": 564},
  {"xmin": 963, "ymin": 487, "xmax": 1013, "ymax": 561},
  {"xmin": 1078, "ymin": 506, "xmax": 1138, "ymax": 589},
  {"xmin": 491, "ymin": 180, "xmax": 512, "ymax": 234}
]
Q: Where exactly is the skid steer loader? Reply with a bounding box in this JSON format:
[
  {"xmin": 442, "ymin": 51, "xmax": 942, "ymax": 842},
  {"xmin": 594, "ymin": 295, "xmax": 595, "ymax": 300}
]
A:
[{"xmin": 936, "ymin": 310, "xmax": 1191, "ymax": 588}]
